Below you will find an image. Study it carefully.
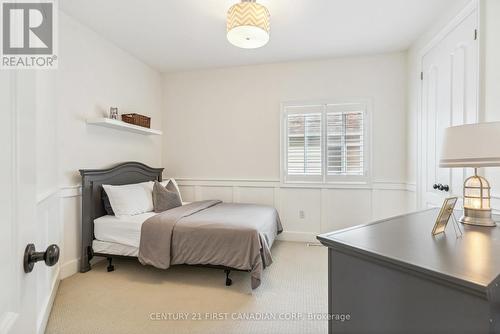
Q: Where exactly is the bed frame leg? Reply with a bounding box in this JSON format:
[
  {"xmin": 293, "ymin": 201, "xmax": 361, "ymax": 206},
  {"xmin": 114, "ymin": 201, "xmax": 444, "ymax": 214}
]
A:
[
  {"xmin": 224, "ymin": 269, "xmax": 232, "ymax": 286},
  {"xmin": 107, "ymin": 257, "xmax": 115, "ymax": 272}
]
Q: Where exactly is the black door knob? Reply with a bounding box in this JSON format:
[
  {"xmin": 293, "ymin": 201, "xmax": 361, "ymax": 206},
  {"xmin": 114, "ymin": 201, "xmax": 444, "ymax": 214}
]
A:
[
  {"xmin": 440, "ymin": 184, "xmax": 449, "ymax": 192},
  {"xmin": 23, "ymin": 244, "xmax": 60, "ymax": 273},
  {"xmin": 433, "ymin": 183, "xmax": 441, "ymax": 190}
]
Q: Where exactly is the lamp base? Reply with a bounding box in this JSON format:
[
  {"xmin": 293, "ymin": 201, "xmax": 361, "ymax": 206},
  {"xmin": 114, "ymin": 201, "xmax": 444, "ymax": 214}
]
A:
[{"xmin": 460, "ymin": 208, "xmax": 496, "ymax": 227}]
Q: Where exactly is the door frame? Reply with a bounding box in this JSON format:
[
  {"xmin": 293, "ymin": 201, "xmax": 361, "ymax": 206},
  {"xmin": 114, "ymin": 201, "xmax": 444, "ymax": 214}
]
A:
[
  {"xmin": 416, "ymin": 0, "xmax": 481, "ymax": 209},
  {"xmin": 0, "ymin": 71, "xmax": 19, "ymax": 334}
]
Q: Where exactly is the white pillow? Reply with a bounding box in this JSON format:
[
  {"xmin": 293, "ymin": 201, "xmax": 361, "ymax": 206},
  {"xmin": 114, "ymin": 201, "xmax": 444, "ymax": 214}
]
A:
[
  {"xmin": 102, "ymin": 181, "xmax": 154, "ymax": 217},
  {"xmin": 160, "ymin": 178, "xmax": 183, "ymax": 203}
]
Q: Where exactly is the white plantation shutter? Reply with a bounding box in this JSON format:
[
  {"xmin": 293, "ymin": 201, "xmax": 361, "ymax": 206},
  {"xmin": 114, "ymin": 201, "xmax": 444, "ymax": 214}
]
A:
[
  {"xmin": 286, "ymin": 107, "xmax": 322, "ymax": 177},
  {"xmin": 283, "ymin": 102, "xmax": 368, "ymax": 184},
  {"xmin": 327, "ymin": 109, "xmax": 364, "ymax": 176}
]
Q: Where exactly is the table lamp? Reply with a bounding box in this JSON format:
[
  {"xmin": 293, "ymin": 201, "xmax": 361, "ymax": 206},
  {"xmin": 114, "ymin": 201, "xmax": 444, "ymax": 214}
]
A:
[{"xmin": 440, "ymin": 122, "xmax": 500, "ymax": 227}]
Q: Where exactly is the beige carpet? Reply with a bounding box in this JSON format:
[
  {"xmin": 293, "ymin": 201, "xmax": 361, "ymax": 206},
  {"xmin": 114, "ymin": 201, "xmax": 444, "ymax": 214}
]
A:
[{"xmin": 46, "ymin": 241, "xmax": 327, "ymax": 334}]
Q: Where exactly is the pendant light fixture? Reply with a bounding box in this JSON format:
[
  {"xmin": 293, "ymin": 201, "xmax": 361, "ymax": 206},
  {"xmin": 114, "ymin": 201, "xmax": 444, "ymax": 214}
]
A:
[{"xmin": 227, "ymin": 0, "xmax": 270, "ymax": 49}]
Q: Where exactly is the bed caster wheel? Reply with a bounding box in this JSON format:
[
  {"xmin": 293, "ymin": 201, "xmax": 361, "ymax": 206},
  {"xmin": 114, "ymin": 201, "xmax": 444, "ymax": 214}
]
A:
[{"xmin": 107, "ymin": 257, "xmax": 114, "ymax": 272}]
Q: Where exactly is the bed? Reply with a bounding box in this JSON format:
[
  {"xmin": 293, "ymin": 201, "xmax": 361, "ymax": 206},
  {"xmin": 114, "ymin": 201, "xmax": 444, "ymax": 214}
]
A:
[{"xmin": 79, "ymin": 162, "xmax": 282, "ymax": 289}]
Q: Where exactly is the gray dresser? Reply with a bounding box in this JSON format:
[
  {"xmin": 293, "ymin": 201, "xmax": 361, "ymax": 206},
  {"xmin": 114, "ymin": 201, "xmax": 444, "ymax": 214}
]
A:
[{"xmin": 317, "ymin": 208, "xmax": 500, "ymax": 334}]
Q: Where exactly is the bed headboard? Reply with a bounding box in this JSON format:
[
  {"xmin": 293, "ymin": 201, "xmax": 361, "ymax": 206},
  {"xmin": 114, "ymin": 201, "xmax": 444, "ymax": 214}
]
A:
[{"xmin": 79, "ymin": 162, "xmax": 164, "ymax": 272}]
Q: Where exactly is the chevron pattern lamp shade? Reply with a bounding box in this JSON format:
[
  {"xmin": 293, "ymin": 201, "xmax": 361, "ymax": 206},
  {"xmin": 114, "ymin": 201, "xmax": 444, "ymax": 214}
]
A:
[{"xmin": 227, "ymin": 0, "xmax": 270, "ymax": 49}]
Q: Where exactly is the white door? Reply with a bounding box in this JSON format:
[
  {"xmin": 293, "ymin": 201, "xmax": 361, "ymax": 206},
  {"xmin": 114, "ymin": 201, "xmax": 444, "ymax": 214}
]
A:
[
  {"xmin": 420, "ymin": 8, "xmax": 479, "ymax": 208},
  {"xmin": 0, "ymin": 70, "xmax": 58, "ymax": 333}
]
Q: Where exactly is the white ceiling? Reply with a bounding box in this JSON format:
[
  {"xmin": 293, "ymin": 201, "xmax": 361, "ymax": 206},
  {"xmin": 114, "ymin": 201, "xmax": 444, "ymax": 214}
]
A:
[{"xmin": 60, "ymin": 0, "xmax": 461, "ymax": 73}]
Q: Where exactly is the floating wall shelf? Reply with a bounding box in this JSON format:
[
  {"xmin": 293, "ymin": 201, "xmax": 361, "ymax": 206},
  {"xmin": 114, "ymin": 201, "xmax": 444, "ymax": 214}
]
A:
[{"xmin": 86, "ymin": 118, "xmax": 162, "ymax": 136}]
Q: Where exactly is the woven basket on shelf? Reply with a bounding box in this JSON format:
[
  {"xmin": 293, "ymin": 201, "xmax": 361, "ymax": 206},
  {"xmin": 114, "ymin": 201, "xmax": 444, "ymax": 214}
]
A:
[{"xmin": 121, "ymin": 113, "xmax": 151, "ymax": 128}]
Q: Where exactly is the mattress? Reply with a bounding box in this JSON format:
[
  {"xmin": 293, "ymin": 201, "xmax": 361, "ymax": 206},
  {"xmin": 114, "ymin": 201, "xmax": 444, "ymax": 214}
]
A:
[
  {"xmin": 94, "ymin": 212, "xmax": 155, "ymax": 248},
  {"xmin": 93, "ymin": 240, "xmax": 138, "ymax": 257}
]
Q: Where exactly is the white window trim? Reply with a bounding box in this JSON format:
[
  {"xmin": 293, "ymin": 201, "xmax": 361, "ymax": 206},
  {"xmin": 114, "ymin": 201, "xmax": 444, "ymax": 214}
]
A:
[{"xmin": 280, "ymin": 99, "xmax": 372, "ymax": 187}]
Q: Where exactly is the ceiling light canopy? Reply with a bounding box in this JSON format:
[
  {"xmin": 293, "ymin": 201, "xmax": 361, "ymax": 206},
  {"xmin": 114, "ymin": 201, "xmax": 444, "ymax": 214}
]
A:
[{"xmin": 227, "ymin": 0, "xmax": 270, "ymax": 49}]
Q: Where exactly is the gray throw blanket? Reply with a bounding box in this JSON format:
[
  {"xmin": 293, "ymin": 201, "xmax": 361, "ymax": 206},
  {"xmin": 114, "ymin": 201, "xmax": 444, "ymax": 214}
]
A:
[{"xmin": 138, "ymin": 200, "xmax": 282, "ymax": 289}]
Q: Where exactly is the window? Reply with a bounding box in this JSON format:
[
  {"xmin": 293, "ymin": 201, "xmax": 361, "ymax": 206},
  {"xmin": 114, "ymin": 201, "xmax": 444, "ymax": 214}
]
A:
[{"xmin": 282, "ymin": 102, "xmax": 369, "ymax": 184}]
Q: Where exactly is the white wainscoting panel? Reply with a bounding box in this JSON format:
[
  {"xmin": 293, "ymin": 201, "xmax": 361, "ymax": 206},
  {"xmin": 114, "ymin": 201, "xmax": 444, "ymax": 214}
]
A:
[
  {"xmin": 372, "ymin": 189, "xmax": 411, "ymax": 221},
  {"xmin": 57, "ymin": 180, "xmax": 416, "ymax": 280},
  {"xmin": 322, "ymin": 189, "xmax": 372, "ymax": 233},
  {"xmin": 406, "ymin": 190, "xmax": 418, "ymax": 212},
  {"xmin": 236, "ymin": 187, "xmax": 275, "ymax": 206},
  {"xmin": 199, "ymin": 186, "xmax": 234, "ymax": 202},
  {"xmin": 279, "ymin": 188, "xmax": 322, "ymax": 234},
  {"xmin": 59, "ymin": 195, "xmax": 81, "ymax": 279},
  {"xmin": 175, "ymin": 179, "xmax": 416, "ymax": 242},
  {"xmin": 178, "ymin": 185, "xmax": 196, "ymax": 202}
]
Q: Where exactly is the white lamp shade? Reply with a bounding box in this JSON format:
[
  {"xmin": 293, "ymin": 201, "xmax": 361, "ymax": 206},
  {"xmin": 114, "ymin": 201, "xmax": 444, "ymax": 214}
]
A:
[
  {"xmin": 440, "ymin": 122, "xmax": 500, "ymax": 168},
  {"xmin": 227, "ymin": 1, "xmax": 270, "ymax": 49}
]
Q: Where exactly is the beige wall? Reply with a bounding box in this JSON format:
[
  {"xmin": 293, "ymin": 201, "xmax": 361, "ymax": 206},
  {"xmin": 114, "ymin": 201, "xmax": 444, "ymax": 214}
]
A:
[
  {"xmin": 57, "ymin": 11, "xmax": 162, "ymax": 278},
  {"xmin": 162, "ymin": 52, "xmax": 408, "ymax": 183},
  {"xmin": 162, "ymin": 53, "xmax": 413, "ymax": 241},
  {"xmin": 57, "ymin": 12, "xmax": 163, "ymax": 186},
  {"xmin": 36, "ymin": 71, "xmax": 58, "ymax": 196}
]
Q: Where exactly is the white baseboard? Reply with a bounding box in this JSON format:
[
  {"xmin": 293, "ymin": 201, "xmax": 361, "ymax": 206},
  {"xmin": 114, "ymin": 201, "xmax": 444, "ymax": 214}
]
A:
[
  {"xmin": 60, "ymin": 258, "xmax": 80, "ymax": 280},
  {"xmin": 60, "ymin": 257, "xmax": 106, "ymax": 280},
  {"xmin": 277, "ymin": 231, "xmax": 318, "ymax": 243},
  {"xmin": 37, "ymin": 268, "xmax": 60, "ymax": 334}
]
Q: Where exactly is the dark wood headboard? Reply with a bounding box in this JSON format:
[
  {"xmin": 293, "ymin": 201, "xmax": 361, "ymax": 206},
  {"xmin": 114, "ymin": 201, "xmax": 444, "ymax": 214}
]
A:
[{"xmin": 79, "ymin": 162, "xmax": 164, "ymax": 272}]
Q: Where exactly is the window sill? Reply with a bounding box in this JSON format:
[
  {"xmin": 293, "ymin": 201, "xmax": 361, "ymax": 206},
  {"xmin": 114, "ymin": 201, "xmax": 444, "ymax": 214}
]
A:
[{"xmin": 280, "ymin": 180, "xmax": 372, "ymax": 189}]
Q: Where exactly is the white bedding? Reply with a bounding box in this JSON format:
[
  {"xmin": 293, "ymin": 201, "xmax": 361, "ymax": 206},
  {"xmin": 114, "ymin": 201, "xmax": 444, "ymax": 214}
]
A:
[
  {"xmin": 102, "ymin": 182, "xmax": 155, "ymax": 217},
  {"xmin": 93, "ymin": 202, "xmax": 192, "ymax": 249},
  {"xmin": 94, "ymin": 212, "xmax": 155, "ymax": 248}
]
